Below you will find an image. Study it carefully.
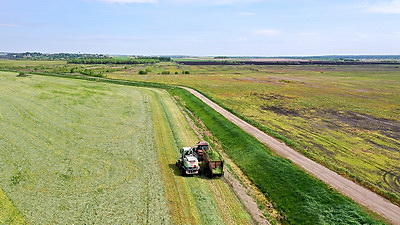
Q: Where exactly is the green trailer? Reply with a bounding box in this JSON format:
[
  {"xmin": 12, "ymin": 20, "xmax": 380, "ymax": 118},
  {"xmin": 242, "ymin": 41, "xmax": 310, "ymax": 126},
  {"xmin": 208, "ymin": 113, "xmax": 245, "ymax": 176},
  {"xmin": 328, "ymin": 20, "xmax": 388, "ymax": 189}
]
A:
[{"xmin": 192, "ymin": 141, "xmax": 224, "ymax": 178}]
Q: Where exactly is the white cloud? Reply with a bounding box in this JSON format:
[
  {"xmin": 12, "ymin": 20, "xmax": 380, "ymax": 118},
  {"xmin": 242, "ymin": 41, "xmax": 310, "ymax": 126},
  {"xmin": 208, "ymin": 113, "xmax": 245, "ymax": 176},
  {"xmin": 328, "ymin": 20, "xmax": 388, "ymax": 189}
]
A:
[
  {"xmin": 169, "ymin": 0, "xmax": 261, "ymax": 6},
  {"xmin": 238, "ymin": 12, "xmax": 255, "ymax": 16},
  {"xmin": 101, "ymin": 0, "xmax": 158, "ymax": 3},
  {"xmin": 255, "ymin": 29, "xmax": 281, "ymax": 36},
  {"xmin": 0, "ymin": 23, "xmax": 19, "ymax": 27},
  {"xmin": 98, "ymin": 0, "xmax": 260, "ymax": 5},
  {"xmin": 67, "ymin": 35, "xmax": 145, "ymax": 41},
  {"xmin": 365, "ymin": 0, "xmax": 400, "ymax": 14}
]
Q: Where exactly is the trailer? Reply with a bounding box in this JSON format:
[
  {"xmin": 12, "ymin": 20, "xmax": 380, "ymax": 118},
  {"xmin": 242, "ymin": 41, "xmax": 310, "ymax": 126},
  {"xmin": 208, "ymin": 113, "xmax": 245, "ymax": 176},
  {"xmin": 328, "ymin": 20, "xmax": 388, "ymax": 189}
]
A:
[{"xmin": 203, "ymin": 152, "xmax": 224, "ymax": 178}]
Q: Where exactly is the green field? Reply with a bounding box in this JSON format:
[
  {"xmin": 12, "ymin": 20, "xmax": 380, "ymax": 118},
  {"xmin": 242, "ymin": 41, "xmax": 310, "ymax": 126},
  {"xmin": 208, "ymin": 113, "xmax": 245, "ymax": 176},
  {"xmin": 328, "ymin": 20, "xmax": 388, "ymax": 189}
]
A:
[
  {"xmin": 173, "ymin": 85, "xmax": 384, "ymax": 224},
  {"xmin": 0, "ymin": 71, "xmax": 251, "ymax": 224},
  {"xmin": 108, "ymin": 63, "xmax": 400, "ymax": 203},
  {"xmin": 0, "ymin": 60, "xmax": 396, "ymax": 224}
]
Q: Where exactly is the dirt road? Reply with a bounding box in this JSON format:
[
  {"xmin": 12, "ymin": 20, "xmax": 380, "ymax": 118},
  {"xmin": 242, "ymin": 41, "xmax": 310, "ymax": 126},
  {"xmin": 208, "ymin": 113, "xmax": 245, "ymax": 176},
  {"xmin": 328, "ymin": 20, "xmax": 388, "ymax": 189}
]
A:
[{"xmin": 181, "ymin": 87, "xmax": 400, "ymax": 225}]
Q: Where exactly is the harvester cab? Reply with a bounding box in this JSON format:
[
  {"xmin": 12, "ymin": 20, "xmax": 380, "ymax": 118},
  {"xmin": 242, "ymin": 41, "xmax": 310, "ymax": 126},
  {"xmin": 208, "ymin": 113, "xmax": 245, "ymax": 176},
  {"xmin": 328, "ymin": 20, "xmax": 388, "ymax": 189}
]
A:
[{"xmin": 192, "ymin": 141, "xmax": 209, "ymax": 162}]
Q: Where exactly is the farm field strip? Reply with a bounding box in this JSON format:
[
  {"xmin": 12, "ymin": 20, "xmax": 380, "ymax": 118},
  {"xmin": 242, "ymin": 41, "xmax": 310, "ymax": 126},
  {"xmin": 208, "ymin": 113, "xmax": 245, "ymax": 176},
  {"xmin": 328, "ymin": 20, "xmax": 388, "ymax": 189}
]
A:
[
  {"xmin": 182, "ymin": 86, "xmax": 400, "ymax": 224},
  {"xmin": 0, "ymin": 71, "xmax": 252, "ymax": 224},
  {"xmin": 148, "ymin": 88, "xmax": 252, "ymax": 224}
]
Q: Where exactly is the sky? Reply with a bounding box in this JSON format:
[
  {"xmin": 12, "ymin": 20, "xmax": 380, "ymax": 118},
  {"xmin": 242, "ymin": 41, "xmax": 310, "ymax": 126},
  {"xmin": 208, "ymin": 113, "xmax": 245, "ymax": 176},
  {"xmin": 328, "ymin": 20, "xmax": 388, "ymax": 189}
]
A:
[{"xmin": 1, "ymin": 0, "xmax": 400, "ymax": 56}]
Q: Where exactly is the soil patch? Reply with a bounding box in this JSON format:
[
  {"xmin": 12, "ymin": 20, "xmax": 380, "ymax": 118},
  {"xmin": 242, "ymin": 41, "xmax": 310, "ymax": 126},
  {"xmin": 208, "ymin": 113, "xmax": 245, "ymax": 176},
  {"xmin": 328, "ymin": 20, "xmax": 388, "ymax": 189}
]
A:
[
  {"xmin": 323, "ymin": 110, "xmax": 400, "ymax": 139},
  {"xmin": 260, "ymin": 105, "xmax": 301, "ymax": 117},
  {"xmin": 250, "ymin": 92, "xmax": 293, "ymax": 101}
]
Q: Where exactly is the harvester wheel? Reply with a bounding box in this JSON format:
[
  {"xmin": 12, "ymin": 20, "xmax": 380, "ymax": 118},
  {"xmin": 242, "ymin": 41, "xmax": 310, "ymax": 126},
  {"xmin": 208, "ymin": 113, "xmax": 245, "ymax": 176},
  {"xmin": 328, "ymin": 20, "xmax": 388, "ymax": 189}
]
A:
[{"xmin": 180, "ymin": 168, "xmax": 186, "ymax": 176}]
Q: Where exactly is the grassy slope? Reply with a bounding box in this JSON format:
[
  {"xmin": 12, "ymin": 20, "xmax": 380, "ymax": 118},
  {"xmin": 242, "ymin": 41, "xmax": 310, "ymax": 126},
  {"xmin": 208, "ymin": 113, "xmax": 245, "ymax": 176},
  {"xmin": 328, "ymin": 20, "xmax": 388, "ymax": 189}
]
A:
[
  {"xmin": 0, "ymin": 72, "xmax": 170, "ymax": 224},
  {"xmin": 172, "ymin": 88, "xmax": 384, "ymax": 225},
  {"xmin": 108, "ymin": 64, "xmax": 400, "ymax": 203}
]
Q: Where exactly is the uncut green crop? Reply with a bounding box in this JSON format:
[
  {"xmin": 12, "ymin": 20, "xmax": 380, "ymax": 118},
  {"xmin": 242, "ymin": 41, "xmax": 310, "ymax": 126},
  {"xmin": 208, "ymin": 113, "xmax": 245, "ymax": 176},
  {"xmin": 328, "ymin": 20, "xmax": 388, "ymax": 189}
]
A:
[{"xmin": 0, "ymin": 72, "xmax": 170, "ymax": 224}]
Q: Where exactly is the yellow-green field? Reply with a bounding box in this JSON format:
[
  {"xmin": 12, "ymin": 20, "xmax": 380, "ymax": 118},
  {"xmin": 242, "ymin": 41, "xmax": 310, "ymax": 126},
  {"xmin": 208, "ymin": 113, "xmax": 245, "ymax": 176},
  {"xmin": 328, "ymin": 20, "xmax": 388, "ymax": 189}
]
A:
[
  {"xmin": 107, "ymin": 63, "xmax": 400, "ymax": 203},
  {"xmin": 0, "ymin": 71, "xmax": 251, "ymax": 224}
]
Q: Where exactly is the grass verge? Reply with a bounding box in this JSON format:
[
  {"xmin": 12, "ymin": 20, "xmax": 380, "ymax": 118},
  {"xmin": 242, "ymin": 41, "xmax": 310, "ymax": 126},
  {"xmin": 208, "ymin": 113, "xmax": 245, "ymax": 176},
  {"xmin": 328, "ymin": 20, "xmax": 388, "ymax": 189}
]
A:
[{"xmin": 170, "ymin": 88, "xmax": 385, "ymax": 224}]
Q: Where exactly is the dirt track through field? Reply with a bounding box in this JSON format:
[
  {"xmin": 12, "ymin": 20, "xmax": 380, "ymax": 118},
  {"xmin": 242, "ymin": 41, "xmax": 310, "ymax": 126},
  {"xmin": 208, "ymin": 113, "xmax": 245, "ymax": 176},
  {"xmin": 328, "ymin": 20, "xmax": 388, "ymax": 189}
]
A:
[{"xmin": 181, "ymin": 87, "xmax": 400, "ymax": 225}]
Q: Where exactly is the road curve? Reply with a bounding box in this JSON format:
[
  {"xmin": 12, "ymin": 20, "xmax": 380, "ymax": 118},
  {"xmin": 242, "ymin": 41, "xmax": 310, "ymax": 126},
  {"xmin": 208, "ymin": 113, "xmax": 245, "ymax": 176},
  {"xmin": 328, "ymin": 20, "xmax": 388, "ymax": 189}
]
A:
[{"xmin": 181, "ymin": 87, "xmax": 400, "ymax": 225}]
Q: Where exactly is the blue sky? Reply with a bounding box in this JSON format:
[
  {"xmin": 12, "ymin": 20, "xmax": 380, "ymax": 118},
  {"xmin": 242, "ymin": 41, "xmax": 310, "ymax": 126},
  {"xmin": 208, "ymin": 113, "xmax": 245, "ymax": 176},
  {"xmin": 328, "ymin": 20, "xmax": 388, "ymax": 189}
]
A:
[{"xmin": 1, "ymin": 0, "xmax": 399, "ymax": 56}]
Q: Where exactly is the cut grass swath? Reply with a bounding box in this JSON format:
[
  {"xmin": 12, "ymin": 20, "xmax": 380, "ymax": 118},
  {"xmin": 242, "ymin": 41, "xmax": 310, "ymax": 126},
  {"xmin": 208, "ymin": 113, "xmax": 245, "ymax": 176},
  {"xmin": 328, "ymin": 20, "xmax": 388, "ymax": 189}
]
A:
[
  {"xmin": 0, "ymin": 72, "xmax": 171, "ymax": 224},
  {"xmin": 148, "ymin": 88, "xmax": 252, "ymax": 224},
  {"xmin": 0, "ymin": 71, "xmax": 252, "ymax": 224},
  {"xmin": 0, "ymin": 188, "xmax": 26, "ymax": 224}
]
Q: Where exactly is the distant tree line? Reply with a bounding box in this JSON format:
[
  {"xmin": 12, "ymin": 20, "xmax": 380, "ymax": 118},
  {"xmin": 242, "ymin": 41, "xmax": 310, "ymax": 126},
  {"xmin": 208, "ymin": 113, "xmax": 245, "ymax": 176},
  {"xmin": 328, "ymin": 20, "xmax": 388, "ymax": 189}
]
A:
[
  {"xmin": 0, "ymin": 52, "xmax": 172, "ymax": 64},
  {"xmin": 67, "ymin": 57, "xmax": 171, "ymax": 65},
  {"xmin": 0, "ymin": 52, "xmax": 110, "ymax": 60}
]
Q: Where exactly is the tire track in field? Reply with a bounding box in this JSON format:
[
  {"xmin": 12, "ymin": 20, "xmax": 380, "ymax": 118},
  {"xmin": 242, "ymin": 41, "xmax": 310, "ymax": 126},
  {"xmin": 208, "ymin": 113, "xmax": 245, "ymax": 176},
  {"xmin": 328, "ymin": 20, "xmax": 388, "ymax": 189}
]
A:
[
  {"xmin": 182, "ymin": 87, "xmax": 400, "ymax": 225},
  {"xmin": 146, "ymin": 89, "xmax": 202, "ymax": 224},
  {"xmin": 160, "ymin": 89, "xmax": 255, "ymax": 224},
  {"xmin": 151, "ymin": 89, "xmax": 226, "ymax": 224}
]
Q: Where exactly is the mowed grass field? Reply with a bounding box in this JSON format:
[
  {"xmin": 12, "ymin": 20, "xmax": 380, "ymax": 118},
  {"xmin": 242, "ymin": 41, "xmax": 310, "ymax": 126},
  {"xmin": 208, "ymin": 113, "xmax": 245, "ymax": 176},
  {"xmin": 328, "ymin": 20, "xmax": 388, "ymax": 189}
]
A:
[
  {"xmin": 108, "ymin": 63, "xmax": 400, "ymax": 203},
  {"xmin": 0, "ymin": 71, "xmax": 251, "ymax": 224}
]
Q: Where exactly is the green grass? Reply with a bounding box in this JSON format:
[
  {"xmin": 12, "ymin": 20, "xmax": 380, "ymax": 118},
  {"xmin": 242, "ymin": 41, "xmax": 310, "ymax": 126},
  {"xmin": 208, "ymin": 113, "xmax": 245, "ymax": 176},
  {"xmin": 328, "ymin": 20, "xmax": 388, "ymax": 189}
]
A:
[
  {"xmin": 0, "ymin": 71, "xmax": 171, "ymax": 224},
  {"xmin": 0, "ymin": 188, "xmax": 26, "ymax": 224},
  {"xmin": 48, "ymin": 68, "xmax": 383, "ymax": 224},
  {"xmin": 171, "ymin": 87, "xmax": 384, "ymax": 224},
  {"xmin": 0, "ymin": 70, "xmax": 252, "ymax": 224},
  {"xmin": 146, "ymin": 88, "xmax": 251, "ymax": 224},
  {"xmin": 0, "ymin": 63, "xmax": 392, "ymax": 224},
  {"xmin": 107, "ymin": 63, "xmax": 400, "ymax": 204}
]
